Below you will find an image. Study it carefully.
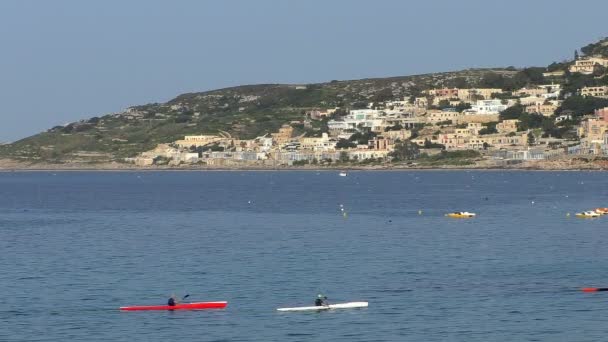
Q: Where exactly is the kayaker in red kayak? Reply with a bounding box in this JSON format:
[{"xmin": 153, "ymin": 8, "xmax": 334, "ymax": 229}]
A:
[{"xmin": 168, "ymin": 294, "xmax": 178, "ymax": 307}]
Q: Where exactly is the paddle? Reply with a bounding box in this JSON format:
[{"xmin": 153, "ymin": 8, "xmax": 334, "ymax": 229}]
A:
[
  {"xmin": 178, "ymin": 294, "xmax": 190, "ymax": 304},
  {"xmin": 168, "ymin": 294, "xmax": 190, "ymax": 306},
  {"xmin": 582, "ymin": 287, "xmax": 608, "ymax": 292}
]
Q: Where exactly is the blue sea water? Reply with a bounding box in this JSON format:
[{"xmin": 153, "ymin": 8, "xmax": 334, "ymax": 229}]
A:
[{"xmin": 1, "ymin": 170, "xmax": 608, "ymax": 342}]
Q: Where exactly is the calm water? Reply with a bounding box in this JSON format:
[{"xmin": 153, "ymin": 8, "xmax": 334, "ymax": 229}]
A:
[{"xmin": 1, "ymin": 170, "xmax": 608, "ymax": 341}]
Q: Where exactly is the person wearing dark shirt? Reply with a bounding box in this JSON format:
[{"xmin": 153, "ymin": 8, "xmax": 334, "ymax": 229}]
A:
[
  {"xmin": 315, "ymin": 294, "xmax": 328, "ymax": 306},
  {"xmin": 168, "ymin": 295, "xmax": 177, "ymax": 306}
]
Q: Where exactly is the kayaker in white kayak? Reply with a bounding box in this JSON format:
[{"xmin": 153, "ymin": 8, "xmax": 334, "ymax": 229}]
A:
[{"xmin": 315, "ymin": 294, "xmax": 328, "ymax": 306}]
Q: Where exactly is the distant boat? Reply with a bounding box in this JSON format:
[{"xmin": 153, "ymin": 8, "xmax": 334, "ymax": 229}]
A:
[
  {"xmin": 339, "ymin": 171, "xmax": 348, "ymax": 177},
  {"xmin": 594, "ymin": 208, "xmax": 608, "ymax": 215},
  {"xmin": 446, "ymin": 211, "xmax": 476, "ymax": 218},
  {"xmin": 576, "ymin": 211, "xmax": 601, "ymax": 218}
]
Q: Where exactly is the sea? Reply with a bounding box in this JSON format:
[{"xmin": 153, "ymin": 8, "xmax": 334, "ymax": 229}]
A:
[{"xmin": 1, "ymin": 170, "xmax": 608, "ymax": 342}]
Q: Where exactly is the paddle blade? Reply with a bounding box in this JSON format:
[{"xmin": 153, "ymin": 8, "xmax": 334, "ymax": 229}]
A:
[{"xmin": 182, "ymin": 294, "xmax": 190, "ymax": 299}]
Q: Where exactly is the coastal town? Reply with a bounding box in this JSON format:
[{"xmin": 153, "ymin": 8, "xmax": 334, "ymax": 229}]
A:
[{"xmin": 127, "ymin": 53, "xmax": 608, "ymax": 169}]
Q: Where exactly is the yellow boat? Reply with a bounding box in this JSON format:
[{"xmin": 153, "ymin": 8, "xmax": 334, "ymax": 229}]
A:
[
  {"xmin": 446, "ymin": 211, "xmax": 476, "ymax": 218},
  {"xmin": 576, "ymin": 211, "xmax": 601, "ymax": 218}
]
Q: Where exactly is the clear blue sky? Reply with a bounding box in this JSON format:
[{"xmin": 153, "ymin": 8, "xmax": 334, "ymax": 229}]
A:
[{"xmin": 1, "ymin": 0, "xmax": 607, "ymax": 142}]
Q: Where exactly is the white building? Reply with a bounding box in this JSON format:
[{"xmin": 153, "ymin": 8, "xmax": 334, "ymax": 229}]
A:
[
  {"xmin": 328, "ymin": 109, "xmax": 385, "ymax": 132},
  {"xmin": 464, "ymin": 100, "xmax": 509, "ymax": 115}
]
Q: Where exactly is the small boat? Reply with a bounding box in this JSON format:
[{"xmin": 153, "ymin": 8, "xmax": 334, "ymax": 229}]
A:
[
  {"xmin": 594, "ymin": 208, "xmax": 608, "ymax": 215},
  {"xmin": 277, "ymin": 301, "xmax": 368, "ymax": 312},
  {"xmin": 339, "ymin": 171, "xmax": 348, "ymax": 177},
  {"xmin": 120, "ymin": 301, "xmax": 227, "ymax": 311},
  {"xmin": 575, "ymin": 211, "xmax": 601, "ymax": 218},
  {"xmin": 446, "ymin": 211, "xmax": 476, "ymax": 218}
]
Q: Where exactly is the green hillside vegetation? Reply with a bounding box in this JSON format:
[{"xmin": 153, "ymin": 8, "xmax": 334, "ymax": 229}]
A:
[
  {"xmin": 0, "ymin": 69, "xmax": 516, "ymax": 163},
  {"xmin": 580, "ymin": 37, "xmax": 608, "ymax": 57},
  {"xmin": 2, "ymin": 37, "xmax": 608, "ymax": 165}
]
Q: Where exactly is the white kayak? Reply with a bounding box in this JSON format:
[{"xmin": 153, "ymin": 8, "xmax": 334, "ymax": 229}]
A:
[{"xmin": 277, "ymin": 301, "xmax": 368, "ymax": 312}]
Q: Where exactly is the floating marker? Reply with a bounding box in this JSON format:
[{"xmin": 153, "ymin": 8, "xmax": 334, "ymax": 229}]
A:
[
  {"xmin": 418, "ymin": 210, "xmax": 422, "ymax": 215},
  {"xmin": 582, "ymin": 287, "xmax": 608, "ymax": 292},
  {"xmin": 566, "ymin": 213, "xmax": 570, "ymax": 217}
]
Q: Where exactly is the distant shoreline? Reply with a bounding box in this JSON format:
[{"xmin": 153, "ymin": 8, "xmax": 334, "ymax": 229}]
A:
[{"xmin": 0, "ymin": 165, "xmax": 605, "ymax": 173}]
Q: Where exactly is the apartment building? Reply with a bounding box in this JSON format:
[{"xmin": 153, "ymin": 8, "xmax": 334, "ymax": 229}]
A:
[{"xmin": 581, "ymin": 86, "xmax": 608, "ymax": 98}]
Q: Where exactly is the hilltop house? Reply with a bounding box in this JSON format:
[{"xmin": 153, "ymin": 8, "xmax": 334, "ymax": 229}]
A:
[{"xmin": 569, "ymin": 57, "xmax": 608, "ymax": 74}]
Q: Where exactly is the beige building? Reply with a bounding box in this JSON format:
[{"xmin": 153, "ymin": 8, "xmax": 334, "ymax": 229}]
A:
[
  {"xmin": 519, "ymin": 96, "xmax": 544, "ymax": 106},
  {"xmin": 347, "ymin": 149, "xmax": 391, "ymax": 160},
  {"xmin": 271, "ymin": 125, "xmax": 294, "ymax": 145},
  {"xmin": 578, "ymin": 118, "xmax": 608, "ymax": 142},
  {"xmin": 455, "ymin": 114, "xmax": 500, "ymax": 124},
  {"xmin": 496, "ymin": 119, "xmax": 519, "ymax": 134},
  {"xmin": 299, "ymin": 133, "xmax": 336, "ymax": 151},
  {"xmin": 427, "ymin": 88, "xmax": 459, "ymax": 98},
  {"xmin": 581, "ymin": 86, "xmax": 608, "ymax": 98},
  {"xmin": 368, "ymin": 136, "xmax": 394, "ymax": 150},
  {"xmin": 439, "ymin": 132, "xmax": 527, "ymax": 150},
  {"xmin": 543, "ymin": 70, "xmax": 566, "ymax": 78},
  {"xmin": 425, "ymin": 110, "xmax": 463, "ymax": 124},
  {"xmin": 457, "ymin": 88, "xmax": 502, "ymax": 102},
  {"xmin": 525, "ymin": 103, "xmax": 558, "ymax": 117},
  {"xmin": 307, "ymin": 108, "xmax": 338, "ymax": 120},
  {"xmin": 569, "ymin": 57, "xmax": 608, "ymax": 74},
  {"xmin": 513, "ymin": 87, "xmax": 548, "ymax": 97},
  {"xmin": 382, "ymin": 129, "xmax": 412, "ymax": 141},
  {"xmin": 175, "ymin": 135, "xmax": 222, "ymax": 147},
  {"xmin": 414, "ymin": 97, "xmax": 428, "ymax": 108}
]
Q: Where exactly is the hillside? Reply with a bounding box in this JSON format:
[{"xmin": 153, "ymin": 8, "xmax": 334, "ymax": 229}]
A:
[
  {"xmin": 0, "ymin": 68, "xmax": 517, "ymax": 164},
  {"xmin": 580, "ymin": 37, "xmax": 608, "ymax": 57}
]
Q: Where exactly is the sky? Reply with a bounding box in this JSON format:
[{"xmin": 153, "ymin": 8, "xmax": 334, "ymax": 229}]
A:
[{"xmin": 0, "ymin": 0, "xmax": 607, "ymax": 142}]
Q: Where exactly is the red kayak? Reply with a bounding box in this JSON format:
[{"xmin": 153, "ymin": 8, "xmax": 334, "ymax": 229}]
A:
[{"xmin": 120, "ymin": 301, "xmax": 227, "ymax": 311}]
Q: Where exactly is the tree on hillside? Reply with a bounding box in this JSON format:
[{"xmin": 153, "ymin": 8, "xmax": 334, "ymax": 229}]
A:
[
  {"xmin": 478, "ymin": 122, "xmax": 498, "ymax": 135},
  {"xmin": 518, "ymin": 113, "xmax": 552, "ymax": 131},
  {"xmin": 389, "ymin": 141, "xmax": 420, "ymax": 161},
  {"xmin": 446, "ymin": 76, "xmax": 469, "ymax": 89},
  {"xmin": 372, "ymin": 88, "xmax": 394, "ymax": 104},
  {"xmin": 593, "ymin": 65, "xmax": 607, "ymax": 77},
  {"xmin": 349, "ymin": 130, "xmax": 377, "ymax": 145},
  {"xmin": 455, "ymin": 102, "xmax": 471, "ymax": 112},
  {"xmin": 547, "ymin": 62, "xmax": 568, "ymax": 72},
  {"xmin": 511, "ymin": 67, "xmax": 546, "ymax": 88},
  {"xmin": 339, "ymin": 151, "xmax": 350, "ymax": 163},
  {"xmin": 437, "ymin": 99, "xmax": 451, "ymax": 109},
  {"xmin": 527, "ymin": 132, "xmax": 536, "ymax": 145},
  {"xmin": 555, "ymin": 95, "xmax": 608, "ymax": 117},
  {"xmin": 478, "ymin": 72, "xmax": 506, "ymax": 89},
  {"xmin": 336, "ymin": 139, "xmax": 356, "ymax": 149},
  {"xmin": 499, "ymin": 105, "xmax": 525, "ymax": 121},
  {"xmin": 351, "ymin": 101, "xmax": 368, "ymax": 109}
]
